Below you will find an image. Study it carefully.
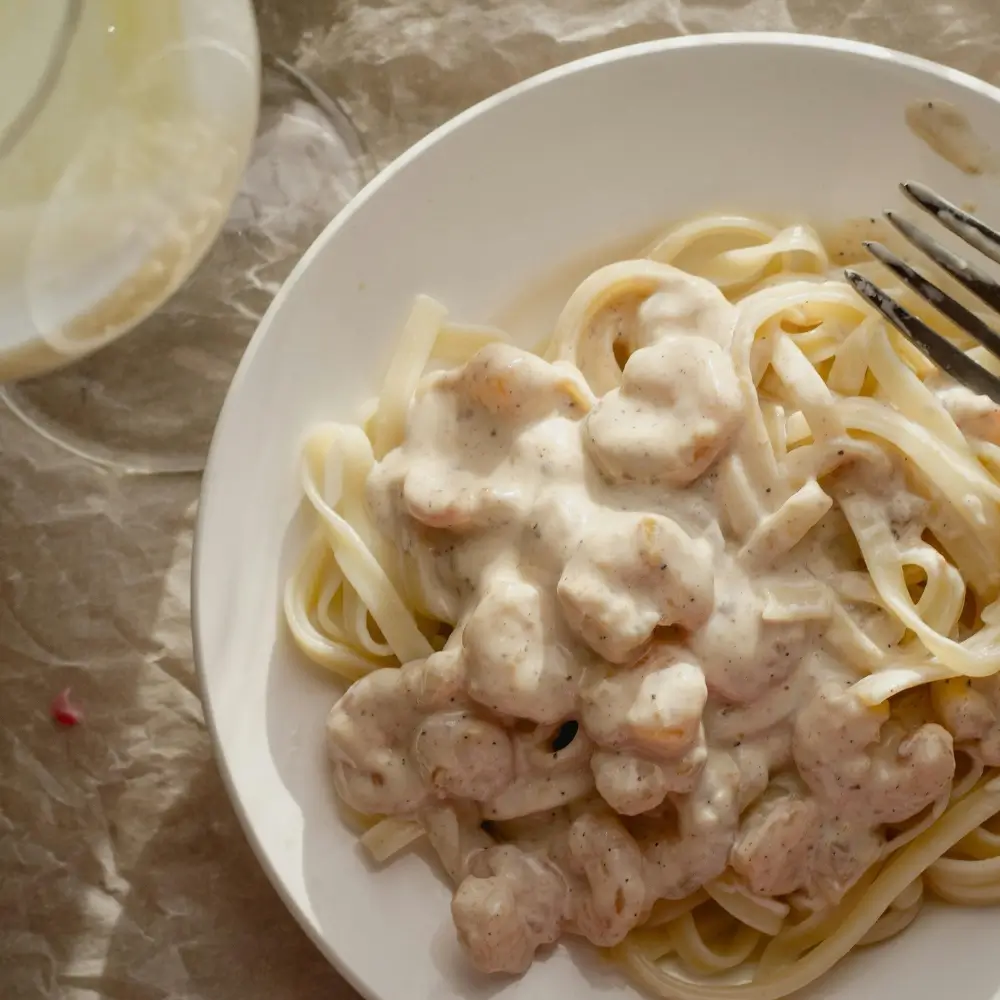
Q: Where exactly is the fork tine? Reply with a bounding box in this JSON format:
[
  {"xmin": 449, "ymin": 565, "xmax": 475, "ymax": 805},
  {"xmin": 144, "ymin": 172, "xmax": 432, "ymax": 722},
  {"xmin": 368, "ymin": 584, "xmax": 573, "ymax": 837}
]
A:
[
  {"xmin": 901, "ymin": 182, "xmax": 1000, "ymax": 268},
  {"xmin": 863, "ymin": 240, "xmax": 1000, "ymax": 360},
  {"xmin": 843, "ymin": 269, "xmax": 1000, "ymax": 404},
  {"xmin": 885, "ymin": 210, "xmax": 1000, "ymax": 315}
]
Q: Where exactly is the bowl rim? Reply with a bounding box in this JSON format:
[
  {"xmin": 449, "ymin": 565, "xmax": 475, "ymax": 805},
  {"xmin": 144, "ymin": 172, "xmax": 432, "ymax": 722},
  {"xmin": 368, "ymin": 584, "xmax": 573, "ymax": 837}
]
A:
[{"xmin": 191, "ymin": 30, "xmax": 1000, "ymax": 1000}]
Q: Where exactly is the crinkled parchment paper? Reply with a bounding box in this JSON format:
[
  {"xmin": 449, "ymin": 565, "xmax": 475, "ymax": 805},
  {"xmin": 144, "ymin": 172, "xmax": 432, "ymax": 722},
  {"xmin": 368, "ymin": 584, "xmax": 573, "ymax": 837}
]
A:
[{"xmin": 4, "ymin": 0, "xmax": 1000, "ymax": 997}]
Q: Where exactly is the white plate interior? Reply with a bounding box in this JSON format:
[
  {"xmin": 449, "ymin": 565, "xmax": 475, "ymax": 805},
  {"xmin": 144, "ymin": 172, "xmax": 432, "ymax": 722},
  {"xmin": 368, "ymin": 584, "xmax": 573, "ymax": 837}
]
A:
[{"xmin": 194, "ymin": 34, "xmax": 1000, "ymax": 1000}]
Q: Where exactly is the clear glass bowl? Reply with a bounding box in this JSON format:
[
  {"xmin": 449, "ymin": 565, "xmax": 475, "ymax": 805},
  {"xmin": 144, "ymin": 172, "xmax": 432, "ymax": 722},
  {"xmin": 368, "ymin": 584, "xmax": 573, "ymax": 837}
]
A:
[
  {"xmin": 0, "ymin": 0, "xmax": 260, "ymax": 381},
  {"xmin": 0, "ymin": 1, "xmax": 371, "ymax": 473}
]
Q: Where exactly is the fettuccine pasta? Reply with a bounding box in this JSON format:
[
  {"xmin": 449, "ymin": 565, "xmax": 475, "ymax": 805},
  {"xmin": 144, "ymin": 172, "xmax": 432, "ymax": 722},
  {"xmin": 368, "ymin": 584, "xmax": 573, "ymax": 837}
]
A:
[{"xmin": 284, "ymin": 214, "xmax": 1000, "ymax": 999}]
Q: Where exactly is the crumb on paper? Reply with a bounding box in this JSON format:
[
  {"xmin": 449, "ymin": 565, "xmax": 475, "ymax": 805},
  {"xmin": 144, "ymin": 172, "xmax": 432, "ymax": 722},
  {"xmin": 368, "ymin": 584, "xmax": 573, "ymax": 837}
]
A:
[{"xmin": 51, "ymin": 688, "xmax": 83, "ymax": 727}]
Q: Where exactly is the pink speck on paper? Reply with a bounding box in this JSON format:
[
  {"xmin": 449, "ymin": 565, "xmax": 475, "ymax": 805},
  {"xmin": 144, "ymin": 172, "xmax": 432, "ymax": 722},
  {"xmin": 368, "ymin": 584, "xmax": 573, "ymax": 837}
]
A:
[{"xmin": 51, "ymin": 688, "xmax": 83, "ymax": 727}]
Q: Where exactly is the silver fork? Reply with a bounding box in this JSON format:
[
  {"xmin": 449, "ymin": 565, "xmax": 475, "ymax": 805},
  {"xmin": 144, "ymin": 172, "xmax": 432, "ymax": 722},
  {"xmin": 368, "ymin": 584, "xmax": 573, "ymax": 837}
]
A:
[{"xmin": 844, "ymin": 182, "xmax": 1000, "ymax": 404}]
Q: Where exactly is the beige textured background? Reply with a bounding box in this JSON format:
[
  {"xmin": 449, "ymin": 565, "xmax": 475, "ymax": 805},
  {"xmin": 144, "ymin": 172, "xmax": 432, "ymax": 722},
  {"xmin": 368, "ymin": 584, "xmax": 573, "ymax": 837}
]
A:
[{"xmin": 4, "ymin": 2, "xmax": 1000, "ymax": 999}]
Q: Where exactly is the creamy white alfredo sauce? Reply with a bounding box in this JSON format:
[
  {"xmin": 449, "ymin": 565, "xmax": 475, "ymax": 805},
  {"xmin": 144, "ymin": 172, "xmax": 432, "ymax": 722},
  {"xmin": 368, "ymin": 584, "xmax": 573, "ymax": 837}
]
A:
[{"xmin": 324, "ymin": 269, "xmax": 958, "ymax": 975}]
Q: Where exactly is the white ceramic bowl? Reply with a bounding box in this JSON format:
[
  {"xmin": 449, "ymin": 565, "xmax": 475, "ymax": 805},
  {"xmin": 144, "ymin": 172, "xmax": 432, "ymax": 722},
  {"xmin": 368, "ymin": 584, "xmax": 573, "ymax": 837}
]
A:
[{"xmin": 194, "ymin": 34, "xmax": 1000, "ymax": 1000}]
